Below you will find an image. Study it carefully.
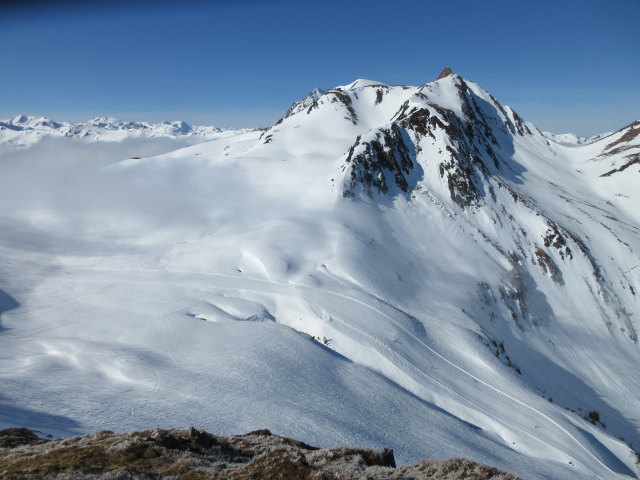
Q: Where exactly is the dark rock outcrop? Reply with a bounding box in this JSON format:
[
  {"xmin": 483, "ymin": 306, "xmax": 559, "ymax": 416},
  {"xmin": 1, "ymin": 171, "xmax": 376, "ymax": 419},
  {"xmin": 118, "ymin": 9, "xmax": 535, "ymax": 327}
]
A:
[
  {"xmin": 0, "ymin": 428, "xmax": 47, "ymax": 449},
  {"xmin": 343, "ymin": 125, "xmax": 415, "ymax": 197},
  {"xmin": 437, "ymin": 66, "xmax": 454, "ymax": 80}
]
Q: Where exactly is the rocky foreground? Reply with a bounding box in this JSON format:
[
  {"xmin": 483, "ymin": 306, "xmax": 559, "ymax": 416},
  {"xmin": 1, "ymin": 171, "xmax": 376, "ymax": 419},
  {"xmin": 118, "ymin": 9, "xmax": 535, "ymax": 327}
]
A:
[{"xmin": 0, "ymin": 427, "xmax": 519, "ymax": 479}]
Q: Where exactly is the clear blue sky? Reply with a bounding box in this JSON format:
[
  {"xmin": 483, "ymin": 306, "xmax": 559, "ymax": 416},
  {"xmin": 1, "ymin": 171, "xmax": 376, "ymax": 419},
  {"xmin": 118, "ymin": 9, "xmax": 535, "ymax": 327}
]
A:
[{"xmin": 1, "ymin": 0, "xmax": 638, "ymax": 135}]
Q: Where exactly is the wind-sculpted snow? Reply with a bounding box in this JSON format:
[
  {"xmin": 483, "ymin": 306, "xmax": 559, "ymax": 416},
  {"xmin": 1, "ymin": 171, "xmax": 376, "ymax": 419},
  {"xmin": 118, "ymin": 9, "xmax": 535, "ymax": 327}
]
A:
[{"xmin": 0, "ymin": 71, "xmax": 639, "ymax": 480}]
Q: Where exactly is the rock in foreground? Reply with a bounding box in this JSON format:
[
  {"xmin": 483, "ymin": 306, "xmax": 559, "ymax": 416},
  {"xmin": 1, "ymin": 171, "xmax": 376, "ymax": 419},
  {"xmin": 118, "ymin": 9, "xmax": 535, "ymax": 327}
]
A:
[{"xmin": 0, "ymin": 427, "xmax": 520, "ymax": 479}]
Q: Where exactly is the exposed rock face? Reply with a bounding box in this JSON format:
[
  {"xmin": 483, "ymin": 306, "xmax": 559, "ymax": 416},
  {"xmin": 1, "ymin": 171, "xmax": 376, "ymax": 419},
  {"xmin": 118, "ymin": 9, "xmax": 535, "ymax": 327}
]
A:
[
  {"xmin": 598, "ymin": 120, "xmax": 640, "ymax": 177},
  {"xmin": 0, "ymin": 427, "xmax": 520, "ymax": 480},
  {"xmin": 437, "ymin": 66, "xmax": 454, "ymax": 80},
  {"xmin": 340, "ymin": 77, "xmax": 502, "ymax": 207},
  {"xmin": 602, "ymin": 120, "xmax": 640, "ymax": 155},
  {"xmin": 277, "ymin": 88, "xmax": 327, "ymax": 123},
  {"xmin": 342, "ymin": 125, "xmax": 415, "ymax": 197}
]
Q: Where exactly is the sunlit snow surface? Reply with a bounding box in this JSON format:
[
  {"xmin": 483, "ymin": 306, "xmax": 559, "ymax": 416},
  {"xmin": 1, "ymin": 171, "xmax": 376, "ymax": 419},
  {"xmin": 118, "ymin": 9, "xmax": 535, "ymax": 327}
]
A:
[{"xmin": 0, "ymin": 76, "xmax": 639, "ymax": 480}]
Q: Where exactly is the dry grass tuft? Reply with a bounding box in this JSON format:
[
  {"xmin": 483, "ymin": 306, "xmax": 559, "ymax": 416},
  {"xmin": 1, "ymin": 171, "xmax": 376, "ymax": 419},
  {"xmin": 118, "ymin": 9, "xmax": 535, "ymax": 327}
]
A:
[{"xmin": 0, "ymin": 427, "xmax": 521, "ymax": 480}]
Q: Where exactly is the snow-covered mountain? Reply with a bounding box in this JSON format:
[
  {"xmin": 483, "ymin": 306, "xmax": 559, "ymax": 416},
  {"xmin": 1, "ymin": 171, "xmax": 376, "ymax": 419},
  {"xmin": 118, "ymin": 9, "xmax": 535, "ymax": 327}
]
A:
[
  {"xmin": 0, "ymin": 68, "xmax": 638, "ymax": 480},
  {"xmin": 0, "ymin": 114, "xmax": 244, "ymax": 147},
  {"xmin": 541, "ymin": 131, "xmax": 612, "ymax": 146}
]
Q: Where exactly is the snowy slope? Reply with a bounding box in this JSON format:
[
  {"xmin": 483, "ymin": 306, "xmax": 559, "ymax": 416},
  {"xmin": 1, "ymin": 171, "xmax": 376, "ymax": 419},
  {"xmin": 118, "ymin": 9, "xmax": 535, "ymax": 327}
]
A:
[{"xmin": 0, "ymin": 70, "xmax": 639, "ymax": 480}]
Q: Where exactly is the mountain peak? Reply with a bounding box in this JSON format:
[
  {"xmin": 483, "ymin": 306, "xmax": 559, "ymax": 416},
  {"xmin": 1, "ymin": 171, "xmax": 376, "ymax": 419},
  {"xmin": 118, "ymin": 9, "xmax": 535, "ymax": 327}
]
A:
[
  {"xmin": 8, "ymin": 114, "xmax": 60, "ymax": 129},
  {"xmin": 436, "ymin": 66, "xmax": 454, "ymax": 80},
  {"xmin": 339, "ymin": 79, "xmax": 388, "ymax": 90},
  {"xmin": 11, "ymin": 114, "xmax": 29, "ymax": 125},
  {"xmin": 89, "ymin": 116, "xmax": 121, "ymax": 125}
]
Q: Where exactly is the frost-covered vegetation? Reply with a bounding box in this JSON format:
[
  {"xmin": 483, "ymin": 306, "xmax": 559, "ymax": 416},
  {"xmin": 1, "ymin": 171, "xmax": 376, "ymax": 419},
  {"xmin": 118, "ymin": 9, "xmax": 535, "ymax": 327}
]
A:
[{"xmin": 0, "ymin": 427, "xmax": 520, "ymax": 479}]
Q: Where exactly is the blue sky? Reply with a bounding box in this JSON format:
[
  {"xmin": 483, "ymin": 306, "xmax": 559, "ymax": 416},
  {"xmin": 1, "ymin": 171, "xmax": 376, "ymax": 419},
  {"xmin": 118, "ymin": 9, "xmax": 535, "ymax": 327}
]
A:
[{"xmin": 1, "ymin": 0, "xmax": 638, "ymax": 135}]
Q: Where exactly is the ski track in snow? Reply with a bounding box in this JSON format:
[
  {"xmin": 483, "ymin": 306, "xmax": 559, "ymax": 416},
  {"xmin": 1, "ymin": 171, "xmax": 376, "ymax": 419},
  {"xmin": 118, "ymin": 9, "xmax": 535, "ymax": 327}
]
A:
[{"xmin": 62, "ymin": 266, "xmax": 623, "ymax": 478}]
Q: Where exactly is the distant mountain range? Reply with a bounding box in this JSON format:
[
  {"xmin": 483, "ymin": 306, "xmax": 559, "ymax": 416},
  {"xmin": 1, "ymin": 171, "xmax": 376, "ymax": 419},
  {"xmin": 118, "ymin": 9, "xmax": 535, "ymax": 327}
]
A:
[{"xmin": 0, "ymin": 114, "xmax": 248, "ymax": 147}]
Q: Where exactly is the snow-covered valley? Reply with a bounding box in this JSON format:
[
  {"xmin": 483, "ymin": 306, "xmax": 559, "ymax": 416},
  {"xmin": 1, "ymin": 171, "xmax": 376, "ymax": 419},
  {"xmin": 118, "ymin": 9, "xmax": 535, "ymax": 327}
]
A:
[{"xmin": 1, "ymin": 70, "xmax": 639, "ymax": 480}]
